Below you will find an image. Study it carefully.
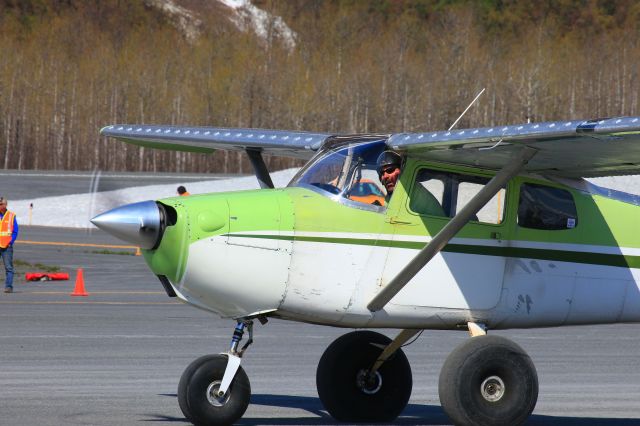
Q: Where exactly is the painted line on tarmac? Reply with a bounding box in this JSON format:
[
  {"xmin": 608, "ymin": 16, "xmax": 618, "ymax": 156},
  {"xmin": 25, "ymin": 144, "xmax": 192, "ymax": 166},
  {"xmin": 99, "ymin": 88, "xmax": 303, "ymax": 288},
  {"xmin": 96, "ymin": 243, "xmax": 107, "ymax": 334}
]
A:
[
  {"xmin": 16, "ymin": 240, "xmax": 140, "ymax": 253},
  {"xmin": 0, "ymin": 334, "xmax": 228, "ymax": 338},
  {"xmin": 35, "ymin": 291, "xmax": 164, "ymax": 294},
  {"xmin": 0, "ymin": 301, "xmax": 177, "ymax": 305}
]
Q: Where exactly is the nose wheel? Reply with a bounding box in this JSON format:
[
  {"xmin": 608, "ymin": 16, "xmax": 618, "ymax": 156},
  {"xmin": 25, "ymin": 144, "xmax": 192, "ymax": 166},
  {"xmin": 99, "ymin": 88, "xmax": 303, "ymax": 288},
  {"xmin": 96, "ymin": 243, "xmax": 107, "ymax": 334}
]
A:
[
  {"xmin": 178, "ymin": 354, "xmax": 250, "ymax": 425},
  {"xmin": 178, "ymin": 321, "xmax": 254, "ymax": 425}
]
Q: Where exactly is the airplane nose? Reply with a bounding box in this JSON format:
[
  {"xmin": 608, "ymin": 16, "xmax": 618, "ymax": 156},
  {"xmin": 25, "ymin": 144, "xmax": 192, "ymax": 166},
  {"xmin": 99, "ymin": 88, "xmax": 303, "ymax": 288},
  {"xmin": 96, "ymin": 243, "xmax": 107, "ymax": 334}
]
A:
[{"xmin": 91, "ymin": 200, "xmax": 166, "ymax": 250}]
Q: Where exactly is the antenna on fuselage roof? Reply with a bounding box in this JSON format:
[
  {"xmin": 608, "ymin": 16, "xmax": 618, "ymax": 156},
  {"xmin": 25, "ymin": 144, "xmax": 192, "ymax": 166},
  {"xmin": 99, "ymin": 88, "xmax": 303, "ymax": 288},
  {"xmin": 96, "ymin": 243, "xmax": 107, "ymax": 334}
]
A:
[{"xmin": 448, "ymin": 88, "xmax": 486, "ymax": 131}]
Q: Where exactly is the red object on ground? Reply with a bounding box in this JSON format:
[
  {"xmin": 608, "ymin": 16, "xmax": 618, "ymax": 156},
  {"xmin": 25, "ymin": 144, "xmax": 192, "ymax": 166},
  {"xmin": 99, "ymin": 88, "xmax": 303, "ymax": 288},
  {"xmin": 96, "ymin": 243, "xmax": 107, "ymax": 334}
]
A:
[
  {"xmin": 70, "ymin": 268, "xmax": 88, "ymax": 296},
  {"xmin": 25, "ymin": 272, "xmax": 70, "ymax": 281}
]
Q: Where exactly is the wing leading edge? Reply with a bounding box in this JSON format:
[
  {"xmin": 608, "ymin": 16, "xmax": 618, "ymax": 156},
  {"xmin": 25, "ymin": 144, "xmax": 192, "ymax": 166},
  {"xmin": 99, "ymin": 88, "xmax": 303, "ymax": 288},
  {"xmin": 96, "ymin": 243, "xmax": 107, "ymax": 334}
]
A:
[
  {"xmin": 100, "ymin": 125, "xmax": 333, "ymax": 160},
  {"xmin": 390, "ymin": 116, "xmax": 640, "ymax": 178}
]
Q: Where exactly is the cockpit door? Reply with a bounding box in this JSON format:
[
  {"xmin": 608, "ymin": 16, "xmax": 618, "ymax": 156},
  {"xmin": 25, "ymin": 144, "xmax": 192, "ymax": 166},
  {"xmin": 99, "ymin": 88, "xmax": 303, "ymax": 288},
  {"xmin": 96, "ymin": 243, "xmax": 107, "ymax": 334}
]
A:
[{"xmin": 380, "ymin": 163, "xmax": 508, "ymax": 310}]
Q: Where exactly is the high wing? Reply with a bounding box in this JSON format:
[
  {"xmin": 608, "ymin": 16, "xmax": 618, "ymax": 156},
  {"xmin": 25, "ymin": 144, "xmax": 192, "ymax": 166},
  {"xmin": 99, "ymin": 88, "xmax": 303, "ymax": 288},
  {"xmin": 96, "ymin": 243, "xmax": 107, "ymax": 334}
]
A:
[
  {"xmin": 100, "ymin": 124, "xmax": 333, "ymax": 160},
  {"xmin": 103, "ymin": 117, "xmax": 640, "ymax": 178},
  {"xmin": 390, "ymin": 116, "xmax": 640, "ymax": 178}
]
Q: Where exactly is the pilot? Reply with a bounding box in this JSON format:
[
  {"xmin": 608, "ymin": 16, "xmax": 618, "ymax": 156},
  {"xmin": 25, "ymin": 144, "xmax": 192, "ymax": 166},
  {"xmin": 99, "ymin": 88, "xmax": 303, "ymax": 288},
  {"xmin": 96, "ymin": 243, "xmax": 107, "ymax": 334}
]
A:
[
  {"xmin": 376, "ymin": 150, "xmax": 445, "ymax": 216},
  {"xmin": 376, "ymin": 150, "xmax": 403, "ymax": 201}
]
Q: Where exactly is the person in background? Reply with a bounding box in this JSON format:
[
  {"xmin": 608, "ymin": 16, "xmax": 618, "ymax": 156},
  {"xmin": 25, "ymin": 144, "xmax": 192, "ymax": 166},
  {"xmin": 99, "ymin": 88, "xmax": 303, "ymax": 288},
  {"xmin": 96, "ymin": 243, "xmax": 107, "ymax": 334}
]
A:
[
  {"xmin": 0, "ymin": 197, "xmax": 18, "ymax": 293},
  {"xmin": 177, "ymin": 185, "xmax": 190, "ymax": 196}
]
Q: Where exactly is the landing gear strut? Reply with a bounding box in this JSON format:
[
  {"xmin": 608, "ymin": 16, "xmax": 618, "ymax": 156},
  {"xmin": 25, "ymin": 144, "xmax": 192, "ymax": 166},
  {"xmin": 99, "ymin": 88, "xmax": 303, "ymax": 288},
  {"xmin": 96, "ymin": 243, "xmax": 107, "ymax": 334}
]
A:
[{"xmin": 178, "ymin": 321, "xmax": 253, "ymax": 426}]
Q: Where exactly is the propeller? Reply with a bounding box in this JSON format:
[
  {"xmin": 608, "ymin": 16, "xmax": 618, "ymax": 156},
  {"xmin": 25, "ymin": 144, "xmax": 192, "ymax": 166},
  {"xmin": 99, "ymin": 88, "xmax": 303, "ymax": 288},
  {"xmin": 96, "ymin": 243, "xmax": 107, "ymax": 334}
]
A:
[{"xmin": 90, "ymin": 200, "xmax": 167, "ymax": 249}]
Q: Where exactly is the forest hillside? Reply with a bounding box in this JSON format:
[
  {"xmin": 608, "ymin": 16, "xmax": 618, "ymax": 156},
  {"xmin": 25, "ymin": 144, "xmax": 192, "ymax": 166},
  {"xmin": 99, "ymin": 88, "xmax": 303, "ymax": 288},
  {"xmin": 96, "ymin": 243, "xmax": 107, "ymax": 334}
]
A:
[{"xmin": 1, "ymin": 0, "xmax": 639, "ymax": 173}]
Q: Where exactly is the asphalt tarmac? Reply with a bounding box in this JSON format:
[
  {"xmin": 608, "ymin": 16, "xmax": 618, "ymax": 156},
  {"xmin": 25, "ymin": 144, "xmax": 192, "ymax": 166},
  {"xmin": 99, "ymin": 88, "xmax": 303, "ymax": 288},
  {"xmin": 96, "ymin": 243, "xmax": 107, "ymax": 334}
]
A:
[{"xmin": 0, "ymin": 225, "xmax": 638, "ymax": 425}]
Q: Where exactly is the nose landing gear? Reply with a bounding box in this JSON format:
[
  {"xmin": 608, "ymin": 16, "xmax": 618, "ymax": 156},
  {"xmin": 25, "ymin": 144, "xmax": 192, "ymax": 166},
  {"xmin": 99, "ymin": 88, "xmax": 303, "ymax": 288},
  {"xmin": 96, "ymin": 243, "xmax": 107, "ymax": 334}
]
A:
[{"xmin": 178, "ymin": 321, "xmax": 254, "ymax": 426}]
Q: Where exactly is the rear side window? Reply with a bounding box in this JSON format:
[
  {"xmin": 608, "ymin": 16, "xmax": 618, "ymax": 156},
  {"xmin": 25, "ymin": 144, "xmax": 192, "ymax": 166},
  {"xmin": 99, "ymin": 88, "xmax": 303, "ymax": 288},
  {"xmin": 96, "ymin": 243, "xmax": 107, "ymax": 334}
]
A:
[{"xmin": 518, "ymin": 183, "xmax": 578, "ymax": 230}]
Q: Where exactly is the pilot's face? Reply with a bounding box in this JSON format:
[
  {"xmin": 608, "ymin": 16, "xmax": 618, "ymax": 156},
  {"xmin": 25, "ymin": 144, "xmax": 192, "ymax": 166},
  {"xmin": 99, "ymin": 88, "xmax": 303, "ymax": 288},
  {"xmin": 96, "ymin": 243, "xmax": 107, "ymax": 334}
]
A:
[{"xmin": 380, "ymin": 165, "xmax": 401, "ymax": 194}]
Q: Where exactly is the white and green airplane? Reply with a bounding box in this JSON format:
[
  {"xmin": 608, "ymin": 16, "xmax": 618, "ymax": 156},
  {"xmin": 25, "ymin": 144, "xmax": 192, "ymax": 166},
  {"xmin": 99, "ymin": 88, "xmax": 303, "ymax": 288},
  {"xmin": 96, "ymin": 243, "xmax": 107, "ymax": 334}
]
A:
[{"xmin": 92, "ymin": 116, "xmax": 640, "ymax": 426}]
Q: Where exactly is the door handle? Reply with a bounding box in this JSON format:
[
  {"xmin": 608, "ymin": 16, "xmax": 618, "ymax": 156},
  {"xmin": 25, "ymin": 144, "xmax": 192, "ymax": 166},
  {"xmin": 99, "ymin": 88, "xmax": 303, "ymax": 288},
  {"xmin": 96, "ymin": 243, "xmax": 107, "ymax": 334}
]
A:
[{"xmin": 386, "ymin": 217, "xmax": 412, "ymax": 225}]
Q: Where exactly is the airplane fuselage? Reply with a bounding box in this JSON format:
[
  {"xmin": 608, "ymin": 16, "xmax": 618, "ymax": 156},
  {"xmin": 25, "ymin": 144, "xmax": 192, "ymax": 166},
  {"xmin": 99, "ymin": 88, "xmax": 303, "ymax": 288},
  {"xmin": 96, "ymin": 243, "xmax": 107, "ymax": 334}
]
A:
[{"xmin": 147, "ymin": 159, "xmax": 640, "ymax": 331}]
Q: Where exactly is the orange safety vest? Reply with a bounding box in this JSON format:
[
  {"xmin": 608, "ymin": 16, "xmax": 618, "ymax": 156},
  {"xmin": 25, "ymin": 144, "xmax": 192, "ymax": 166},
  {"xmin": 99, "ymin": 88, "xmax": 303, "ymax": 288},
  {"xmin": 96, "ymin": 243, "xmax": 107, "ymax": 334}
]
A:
[
  {"xmin": 180, "ymin": 192, "xmax": 190, "ymax": 196},
  {"xmin": 0, "ymin": 211, "xmax": 15, "ymax": 248}
]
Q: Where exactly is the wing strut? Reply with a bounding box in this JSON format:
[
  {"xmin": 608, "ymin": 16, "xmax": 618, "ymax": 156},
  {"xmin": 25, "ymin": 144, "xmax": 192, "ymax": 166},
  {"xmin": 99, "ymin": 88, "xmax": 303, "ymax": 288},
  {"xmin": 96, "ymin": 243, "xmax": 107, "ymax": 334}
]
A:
[
  {"xmin": 246, "ymin": 148, "xmax": 275, "ymax": 189},
  {"xmin": 367, "ymin": 146, "xmax": 537, "ymax": 312}
]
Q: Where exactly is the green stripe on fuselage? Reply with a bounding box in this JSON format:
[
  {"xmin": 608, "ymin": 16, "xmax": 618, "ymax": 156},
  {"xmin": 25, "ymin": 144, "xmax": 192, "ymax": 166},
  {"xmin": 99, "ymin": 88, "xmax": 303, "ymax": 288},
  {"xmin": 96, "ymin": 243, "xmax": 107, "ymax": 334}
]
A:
[{"xmin": 226, "ymin": 233, "xmax": 640, "ymax": 269}]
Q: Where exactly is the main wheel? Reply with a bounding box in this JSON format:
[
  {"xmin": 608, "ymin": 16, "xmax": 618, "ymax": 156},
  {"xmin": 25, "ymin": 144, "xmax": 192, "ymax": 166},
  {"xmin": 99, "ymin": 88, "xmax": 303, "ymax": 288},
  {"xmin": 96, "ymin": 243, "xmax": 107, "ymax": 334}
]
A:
[
  {"xmin": 316, "ymin": 330, "xmax": 412, "ymax": 422},
  {"xmin": 439, "ymin": 335, "xmax": 538, "ymax": 426},
  {"xmin": 178, "ymin": 354, "xmax": 251, "ymax": 426}
]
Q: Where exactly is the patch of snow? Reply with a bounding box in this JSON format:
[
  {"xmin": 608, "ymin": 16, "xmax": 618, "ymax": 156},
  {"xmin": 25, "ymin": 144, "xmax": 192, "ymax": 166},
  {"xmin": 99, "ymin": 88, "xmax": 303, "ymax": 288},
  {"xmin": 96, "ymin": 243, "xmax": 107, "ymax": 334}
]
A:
[
  {"xmin": 145, "ymin": 0, "xmax": 202, "ymax": 42},
  {"xmin": 144, "ymin": 0, "xmax": 296, "ymax": 49},
  {"xmin": 219, "ymin": 0, "xmax": 297, "ymax": 50},
  {"xmin": 587, "ymin": 176, "xmax": 640, "ymax": 195},
  {"xmin": 220, "ymin": 0, "xmax": 247, "ymax": 7},
  {"xmin": 13, "ymin": 168, "xmax": 299, "ymax": 229}
]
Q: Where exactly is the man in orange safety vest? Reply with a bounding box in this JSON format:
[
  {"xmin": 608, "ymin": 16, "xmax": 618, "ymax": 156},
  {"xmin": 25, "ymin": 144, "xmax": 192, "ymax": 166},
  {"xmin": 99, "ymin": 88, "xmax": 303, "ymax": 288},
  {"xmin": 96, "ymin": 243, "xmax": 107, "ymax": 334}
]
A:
[{"xmin": 0, "ymin": 197, "xmax": 18, "ymax": 293}]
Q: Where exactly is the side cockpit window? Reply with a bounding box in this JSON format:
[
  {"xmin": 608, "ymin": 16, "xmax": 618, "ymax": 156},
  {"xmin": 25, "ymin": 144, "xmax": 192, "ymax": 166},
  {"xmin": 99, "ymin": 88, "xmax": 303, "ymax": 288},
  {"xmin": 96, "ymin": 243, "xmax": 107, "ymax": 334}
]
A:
[
  {"xmin": 410, "ymin": 169, "xmax": 505, "ymax": 224},
  {"xmin": 518, "ymin": 183, "xmax": 578, "ymax": 230}
]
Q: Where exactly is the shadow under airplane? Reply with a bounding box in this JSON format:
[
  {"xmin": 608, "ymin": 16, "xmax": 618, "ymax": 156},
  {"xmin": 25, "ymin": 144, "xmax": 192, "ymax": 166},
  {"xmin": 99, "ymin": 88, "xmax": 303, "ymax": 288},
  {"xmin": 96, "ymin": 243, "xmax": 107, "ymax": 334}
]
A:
[{"xmin": 147, "ymin": 393, "xmax": 639, "ymax": 425}]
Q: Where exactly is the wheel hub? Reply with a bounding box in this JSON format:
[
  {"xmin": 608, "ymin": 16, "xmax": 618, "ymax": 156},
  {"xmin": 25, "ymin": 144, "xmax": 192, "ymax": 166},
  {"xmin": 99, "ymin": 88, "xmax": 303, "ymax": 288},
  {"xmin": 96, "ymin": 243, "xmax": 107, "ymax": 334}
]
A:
[
  {"xmin": 206, "ymin": 380, "xmax": 231, "ymax": 407},
  {"xmin": 356, "ymin": 370, "xmax": 382, "ymax": 395},
  {"xmin": 480, "ymin": 375, "xmax": 505, "ymax": 402}
]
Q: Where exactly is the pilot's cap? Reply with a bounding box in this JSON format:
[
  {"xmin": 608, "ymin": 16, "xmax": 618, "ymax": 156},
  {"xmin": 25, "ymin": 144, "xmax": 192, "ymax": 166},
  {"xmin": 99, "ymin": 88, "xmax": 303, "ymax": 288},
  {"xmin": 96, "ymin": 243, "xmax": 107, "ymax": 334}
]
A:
[{"xmin": 376, "ymin": 151, "xmax": 402, "ymax": 176}]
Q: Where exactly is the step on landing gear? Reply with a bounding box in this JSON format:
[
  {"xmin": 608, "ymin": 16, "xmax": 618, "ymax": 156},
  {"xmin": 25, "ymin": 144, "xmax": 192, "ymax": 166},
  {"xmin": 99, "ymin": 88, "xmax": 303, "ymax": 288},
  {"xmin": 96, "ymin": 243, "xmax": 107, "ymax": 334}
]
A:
[{"xmin": 178, "ymin": 321, "xmax": 254, "ymax": 426}]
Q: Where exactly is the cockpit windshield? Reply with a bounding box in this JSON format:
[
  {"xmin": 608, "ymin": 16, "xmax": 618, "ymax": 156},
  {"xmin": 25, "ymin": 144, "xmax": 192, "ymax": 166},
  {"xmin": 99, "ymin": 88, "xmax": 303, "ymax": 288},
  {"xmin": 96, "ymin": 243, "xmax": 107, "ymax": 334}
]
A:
[{"xmin": 289, "ymin": 140, "xmax": 388, "ymax": 212}]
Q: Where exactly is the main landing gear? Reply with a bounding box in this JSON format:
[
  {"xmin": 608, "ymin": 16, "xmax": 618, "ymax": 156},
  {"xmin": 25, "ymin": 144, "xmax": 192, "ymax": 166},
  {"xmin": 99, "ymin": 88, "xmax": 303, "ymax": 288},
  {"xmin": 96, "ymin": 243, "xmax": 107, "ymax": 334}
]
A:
[
  {"xmin": 316, "ymin": 330, "xmax": 413, "ymax": 422},
  {"xmin": 178, "ymin": 321, "xmax": 253, "ymax": 426},
  {"xmin": 316, "ymin": 326, "xmax": 538, "ymax": 426},
  {"xmin": 438, "ymin": 333, "xmax": 538, "ymax": 426}
]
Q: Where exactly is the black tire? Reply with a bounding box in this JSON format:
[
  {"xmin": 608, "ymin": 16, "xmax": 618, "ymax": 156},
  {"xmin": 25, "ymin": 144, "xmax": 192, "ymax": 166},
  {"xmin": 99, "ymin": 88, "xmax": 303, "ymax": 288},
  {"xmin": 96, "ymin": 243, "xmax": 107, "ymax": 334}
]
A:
[
  {"xmin": 316, "ymin": 330, "xmax": 412, "ymax": 422},
  {"xmin": 178, "ymin": 354, "xmax": 251, "ymax": 426},
  {"xmin": 438, "ymin": 335, "xmax": 538, "ymax": 426},
  {"xmin": 178, "ymin": 354, "xmax": 221, "ymax": 422}
]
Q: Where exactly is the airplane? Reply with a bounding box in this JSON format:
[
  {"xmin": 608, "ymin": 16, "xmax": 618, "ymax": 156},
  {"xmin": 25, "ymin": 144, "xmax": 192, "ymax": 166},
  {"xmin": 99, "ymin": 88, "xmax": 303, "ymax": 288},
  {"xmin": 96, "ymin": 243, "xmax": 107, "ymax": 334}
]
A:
[{"xmin": 91, "ymin": 116, "xmax": 640, "ymax": 426}]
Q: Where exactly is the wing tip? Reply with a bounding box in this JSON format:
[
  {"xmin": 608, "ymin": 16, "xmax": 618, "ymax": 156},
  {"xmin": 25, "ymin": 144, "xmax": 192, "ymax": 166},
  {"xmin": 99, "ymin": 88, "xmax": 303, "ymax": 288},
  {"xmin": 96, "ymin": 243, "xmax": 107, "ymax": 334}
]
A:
[{"xmin": 100, "ymin": 124, "xmax": 116, "ymax": 135}]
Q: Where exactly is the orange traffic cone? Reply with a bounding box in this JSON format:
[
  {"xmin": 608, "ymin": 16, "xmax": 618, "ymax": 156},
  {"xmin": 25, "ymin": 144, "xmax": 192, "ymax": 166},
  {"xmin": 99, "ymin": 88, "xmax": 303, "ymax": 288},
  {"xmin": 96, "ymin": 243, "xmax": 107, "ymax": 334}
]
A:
[{"xmin": 71, "ymin": 268, "xmax": 89, "ymax": 296}]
